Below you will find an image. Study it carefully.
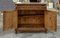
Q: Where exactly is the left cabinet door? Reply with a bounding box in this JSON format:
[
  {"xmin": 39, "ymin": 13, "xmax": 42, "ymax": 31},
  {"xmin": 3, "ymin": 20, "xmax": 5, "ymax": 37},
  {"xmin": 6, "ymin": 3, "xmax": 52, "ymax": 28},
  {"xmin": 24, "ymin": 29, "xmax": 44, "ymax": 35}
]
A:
[{"xmin": 3, "ymin": 10, "xmax": 17, "ymax": 31}]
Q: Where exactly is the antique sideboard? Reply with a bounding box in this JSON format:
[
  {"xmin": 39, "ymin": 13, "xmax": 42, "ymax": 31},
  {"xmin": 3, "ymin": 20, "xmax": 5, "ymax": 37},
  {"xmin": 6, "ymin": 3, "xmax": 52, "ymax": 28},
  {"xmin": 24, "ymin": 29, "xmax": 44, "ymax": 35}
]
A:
[{"xmin": 3, "ymin": 3, "xmax": 57, "ymax": 33}]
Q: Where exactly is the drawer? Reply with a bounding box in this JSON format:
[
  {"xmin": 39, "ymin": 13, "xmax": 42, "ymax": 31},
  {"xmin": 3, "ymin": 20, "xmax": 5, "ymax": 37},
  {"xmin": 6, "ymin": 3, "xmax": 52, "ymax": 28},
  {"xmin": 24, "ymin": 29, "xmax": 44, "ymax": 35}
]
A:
[
  {"xmin": 18, "ymin": 10, "xmax": 44, "ymax": 15},
  {"xmin": 16, "ymin": 4, "xmax": 47, "ymax": 10}
]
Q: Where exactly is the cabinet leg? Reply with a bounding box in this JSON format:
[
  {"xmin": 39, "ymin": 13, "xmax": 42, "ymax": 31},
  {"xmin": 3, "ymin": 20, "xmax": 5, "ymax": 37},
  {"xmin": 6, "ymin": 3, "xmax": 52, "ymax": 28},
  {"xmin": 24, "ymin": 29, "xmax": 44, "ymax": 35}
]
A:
[{"xmin": 15, "ymin": 31, "xmax": 17, "ymax": 34}]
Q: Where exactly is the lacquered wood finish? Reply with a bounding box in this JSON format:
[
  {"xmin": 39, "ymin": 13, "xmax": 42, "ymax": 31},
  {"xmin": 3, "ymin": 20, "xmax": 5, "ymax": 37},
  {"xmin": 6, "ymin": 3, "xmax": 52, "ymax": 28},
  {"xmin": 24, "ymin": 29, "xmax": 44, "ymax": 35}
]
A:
[
  {"xmin": 3, "ymin": 10, "xmax": 17, "ymax": 31},
  {"xmin": 3, "ymin": 4, "xmax": 57, "ymax": 32}
]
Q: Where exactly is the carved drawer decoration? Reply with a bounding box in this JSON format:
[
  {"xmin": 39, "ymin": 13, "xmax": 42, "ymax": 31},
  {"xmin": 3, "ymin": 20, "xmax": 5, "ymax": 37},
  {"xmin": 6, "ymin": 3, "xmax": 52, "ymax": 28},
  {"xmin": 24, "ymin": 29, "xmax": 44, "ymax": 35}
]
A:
[{"xmin": 16, "ymin": 4, "xmax": 47, "ymax": 10}]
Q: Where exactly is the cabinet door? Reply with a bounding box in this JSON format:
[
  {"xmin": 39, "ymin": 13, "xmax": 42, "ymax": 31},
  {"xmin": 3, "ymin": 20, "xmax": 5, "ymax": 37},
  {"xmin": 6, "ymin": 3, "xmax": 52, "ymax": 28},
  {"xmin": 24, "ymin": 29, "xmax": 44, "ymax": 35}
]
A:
[
  {"xmin": 45, "ymin": 11, "xmax": 57, "ymax": 32},
  {"xmin": 3, "ymin": 10, "xmax": 17, "ymax": 31}
]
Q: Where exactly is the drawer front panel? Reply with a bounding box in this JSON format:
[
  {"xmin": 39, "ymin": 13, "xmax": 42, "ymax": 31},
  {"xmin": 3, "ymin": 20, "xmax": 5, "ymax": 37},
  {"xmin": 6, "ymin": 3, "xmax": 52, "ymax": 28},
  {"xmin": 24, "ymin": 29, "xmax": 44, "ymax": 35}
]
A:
[
  {"xmin": 16, "ymin": 4, "xmax": 46, "ymax": 10},
  {"xmin": 18, "ymin": 10, "xmax": 44, "ymax": 15}
]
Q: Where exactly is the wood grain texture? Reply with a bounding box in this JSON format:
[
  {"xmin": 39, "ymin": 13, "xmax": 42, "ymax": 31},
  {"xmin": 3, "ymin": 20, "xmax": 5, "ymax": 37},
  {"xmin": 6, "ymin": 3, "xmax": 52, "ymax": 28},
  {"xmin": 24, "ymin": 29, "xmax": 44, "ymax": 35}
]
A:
[
  {"xmin": 3, "ymin": 11, "xmax": 13, "ymax": 31},
  {"xmin": 12, "ymin": 10, "xmax": 17, "ymax": 29},
  {"xmin": 16, "ymin": 4, "xmax": 47, "ymax": 10},
  {"xmin": 3, "ymin": 4, "xmax": 57, "ymax": 32},
  {"xmin": 15, "ymin": 4, "xmax": 47, "ymax": 32},
  {"xmin": 15, "ymin": 27, "xmax": 47, "ymax": 32},
  {"xmin": 3, "ymin": 10, "xmax": 17, "ymax": 31},
  {"xmin": 18, "ymin": 15, "xmax": 44, "ymax": 24},
  {"xmin": 45, "ymin": 10, "xmax": 57, "ymax": 32}
]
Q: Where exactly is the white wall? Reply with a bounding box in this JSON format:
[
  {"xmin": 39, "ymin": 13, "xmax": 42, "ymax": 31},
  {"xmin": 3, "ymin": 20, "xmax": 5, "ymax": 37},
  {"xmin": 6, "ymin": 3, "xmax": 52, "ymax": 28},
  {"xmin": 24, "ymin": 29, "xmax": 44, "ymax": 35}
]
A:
[
  {"xmin": 13, "ymin": 0, "xmax": 59, "ymax": 3},
  {"xmin": 57, "ymin": 15, "xmax": 60, "ymax": 25},
  {"xmin": 0, "ymin": 11, "xmax": 3, "ymax": 29},
  {"xmin": 13, "ymin": 0, "xmax": 29, "ymax": 2},
  {"xmin": 13, "ymin": 0, "xmax": 19, "ymax": 2}
]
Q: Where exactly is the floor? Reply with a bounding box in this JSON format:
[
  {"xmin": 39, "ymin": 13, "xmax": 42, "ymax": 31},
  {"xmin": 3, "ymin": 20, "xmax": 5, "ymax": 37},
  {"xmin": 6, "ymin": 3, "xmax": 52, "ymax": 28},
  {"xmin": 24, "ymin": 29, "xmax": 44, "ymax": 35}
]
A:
[{"xmin": 0, "ymin": 13, "xmax": 60, "ymax": 38}]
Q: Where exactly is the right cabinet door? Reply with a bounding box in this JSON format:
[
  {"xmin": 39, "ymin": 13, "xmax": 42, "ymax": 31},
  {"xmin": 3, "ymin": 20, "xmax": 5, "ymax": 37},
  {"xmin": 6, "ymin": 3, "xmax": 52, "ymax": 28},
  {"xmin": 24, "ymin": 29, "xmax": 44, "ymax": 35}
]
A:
[{"xmin": 45, "ymin": 11, "xmax": 57, "ymax": 32}]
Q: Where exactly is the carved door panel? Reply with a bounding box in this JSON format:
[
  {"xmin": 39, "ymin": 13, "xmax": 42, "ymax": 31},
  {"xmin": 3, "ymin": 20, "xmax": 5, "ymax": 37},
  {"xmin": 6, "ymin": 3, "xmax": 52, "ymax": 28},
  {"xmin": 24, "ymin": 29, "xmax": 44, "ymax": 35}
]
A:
[
  {"xmin": 3, "ymin": 10, "xmax": 17, "ymax": 31},
  {"xmin": 45, "ymin": 11, "xmax": 57, "ymax": 32}
]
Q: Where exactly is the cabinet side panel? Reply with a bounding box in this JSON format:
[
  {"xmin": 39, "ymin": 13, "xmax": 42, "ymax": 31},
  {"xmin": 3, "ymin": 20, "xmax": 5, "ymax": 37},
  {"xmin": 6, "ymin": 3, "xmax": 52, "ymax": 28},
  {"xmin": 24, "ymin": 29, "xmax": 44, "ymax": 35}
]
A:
[
  {"xmin": 45, "ymin": 11, "xmax": 49, "ymax": 30},
  {"xmin": 50, "ymin": 11, "xmax": 57, "ymax": 32},
  {"xmin": 12, "ymin": 10, "xmax": 17, "ymax": 29}
]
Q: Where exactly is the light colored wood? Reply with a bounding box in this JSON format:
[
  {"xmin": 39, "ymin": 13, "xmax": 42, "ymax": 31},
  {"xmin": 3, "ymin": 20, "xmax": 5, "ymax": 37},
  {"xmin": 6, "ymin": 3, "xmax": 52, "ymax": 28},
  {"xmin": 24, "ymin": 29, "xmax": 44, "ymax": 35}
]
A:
[
  {"xmin": 12, "ymin": 10, "xmax": 17, "ymax": 29},
  {"xmin": 3, "ymin": 10, "xmax": 17, "ymax": 31},
  {"xmin": 49, "ymin": 11, "xmax": 57, "ymax": 32},
  {"xmin": 45, "ymin": 10, "xmax": 57, "ymax": 32},
  {"xmin": 3, "ymin": 11, "xmax": 13, "ymax": 31}
]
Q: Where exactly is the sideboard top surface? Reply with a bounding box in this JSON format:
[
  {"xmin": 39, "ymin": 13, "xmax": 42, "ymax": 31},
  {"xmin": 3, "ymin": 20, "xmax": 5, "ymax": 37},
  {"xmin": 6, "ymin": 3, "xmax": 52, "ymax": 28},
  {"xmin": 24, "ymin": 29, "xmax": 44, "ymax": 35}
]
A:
[{"xmin": 15, "ymin": 2, "xmax": 47, "ymax": 4}]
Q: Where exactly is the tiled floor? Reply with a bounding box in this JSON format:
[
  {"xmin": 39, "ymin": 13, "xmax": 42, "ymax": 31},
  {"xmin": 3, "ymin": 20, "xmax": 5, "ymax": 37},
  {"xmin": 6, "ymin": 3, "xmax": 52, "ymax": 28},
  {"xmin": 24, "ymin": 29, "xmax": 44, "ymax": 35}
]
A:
[{"xmin": 0, "ymin": 14, "xmax": 60, "ymax": 38}]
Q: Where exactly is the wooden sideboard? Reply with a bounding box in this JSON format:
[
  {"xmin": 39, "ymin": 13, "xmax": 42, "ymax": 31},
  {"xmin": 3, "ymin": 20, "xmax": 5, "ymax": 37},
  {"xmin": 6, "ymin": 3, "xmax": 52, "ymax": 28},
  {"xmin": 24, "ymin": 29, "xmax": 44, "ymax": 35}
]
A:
[{"xmin": 3, "ymin": 3, "xmax": 57, "ymax": 33}]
